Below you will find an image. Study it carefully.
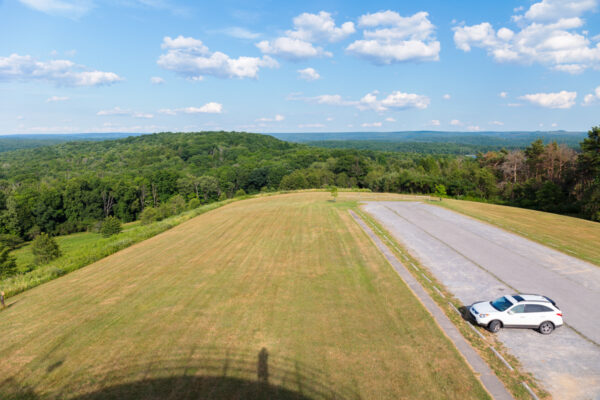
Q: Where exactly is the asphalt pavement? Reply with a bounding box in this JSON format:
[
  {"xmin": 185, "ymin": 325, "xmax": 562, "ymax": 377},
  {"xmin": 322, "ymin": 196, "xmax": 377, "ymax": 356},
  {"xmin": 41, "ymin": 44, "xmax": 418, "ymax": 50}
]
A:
[{"xmin": 363, "ymin": 201, "xmax": 600, "ymax": 400}]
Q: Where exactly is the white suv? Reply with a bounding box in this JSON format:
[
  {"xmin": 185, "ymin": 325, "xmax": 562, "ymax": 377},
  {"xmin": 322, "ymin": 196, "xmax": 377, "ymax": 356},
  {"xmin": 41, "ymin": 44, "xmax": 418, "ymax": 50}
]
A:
[{"xmin": 470, "ymin": 294, "xmax": 563, "ymax": 334}]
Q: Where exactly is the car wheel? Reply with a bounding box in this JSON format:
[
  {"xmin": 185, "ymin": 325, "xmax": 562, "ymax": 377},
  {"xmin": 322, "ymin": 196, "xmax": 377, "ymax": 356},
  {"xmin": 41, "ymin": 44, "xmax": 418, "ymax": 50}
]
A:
[
  {"xmin": 488, "ymin": 320, "xmax": 502, "ymax": 333},
  {"xmin": 539, "ymin": 321, "xmax": 555, "ymax": 335}
]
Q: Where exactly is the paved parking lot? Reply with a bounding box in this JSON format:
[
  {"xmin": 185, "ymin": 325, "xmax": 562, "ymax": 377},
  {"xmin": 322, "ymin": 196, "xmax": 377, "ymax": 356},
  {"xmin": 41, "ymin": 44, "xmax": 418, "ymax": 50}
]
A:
[{"xmin": 363, "ymin": 201, "xmax": 600, "ymax": 400}]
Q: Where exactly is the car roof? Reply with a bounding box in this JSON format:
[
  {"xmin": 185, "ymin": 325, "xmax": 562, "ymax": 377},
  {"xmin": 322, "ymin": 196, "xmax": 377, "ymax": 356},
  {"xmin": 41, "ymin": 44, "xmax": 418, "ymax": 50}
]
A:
[{"xmin": 510, "ymin": 294, "xmax": 556, "ymax": 305}]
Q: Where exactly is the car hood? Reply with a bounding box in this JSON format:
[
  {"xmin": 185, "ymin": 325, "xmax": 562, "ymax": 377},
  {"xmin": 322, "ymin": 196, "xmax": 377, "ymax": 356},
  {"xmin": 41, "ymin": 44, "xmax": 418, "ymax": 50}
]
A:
[{"xmin": 471, "ymin": 301, "xmax": 499, "ymax": 314}]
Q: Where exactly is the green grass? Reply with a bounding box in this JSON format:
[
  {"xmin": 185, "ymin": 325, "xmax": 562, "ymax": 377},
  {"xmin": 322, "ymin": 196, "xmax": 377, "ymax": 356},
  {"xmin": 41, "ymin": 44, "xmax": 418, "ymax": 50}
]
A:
[
  {"xmin": 435, "ymin": 198, "xmax": 600, "ymax": 266},
  {"xmin": 2, "ymin": 200, "xmax": 234, "ymax": 298},
  {"xmin": 0, "ymin": 192, "xmax": 489, "ymax": 400}
]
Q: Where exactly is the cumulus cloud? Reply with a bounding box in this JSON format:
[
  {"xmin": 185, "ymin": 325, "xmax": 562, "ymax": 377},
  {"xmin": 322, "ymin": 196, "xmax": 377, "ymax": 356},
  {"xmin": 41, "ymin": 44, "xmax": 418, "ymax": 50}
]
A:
[
  {"xmin": 430, "ymin": 119, "xmax": 441, "ymax": 126},
  {"xmin": 18, "ymin": 0, "xmax": 93, "ymax": 19},
  {"xmin": 450, "ymin": 119, "xmax": 461, "ymax": 126},
  {"xmin": 443, "ymin": 94, "xmax": 451, "ymax": 100},
  {"xmin": 257, "ymin": 11, "xmax": 353, "ymax": 60},
  {"xmin": 158, "ymin": 36, "xmax": 278, "ymax": 79},
  {"xmin": 97, "ymin": 107, "xmax": 154, "ymax": 119},
  {"xmin": 467, "ymin": 125, "xmax": 481, "ymax": 131},
  {"xmin": 385, "ymin": 117, "xmax": 396, "ymax": 122},
  {"xmin": 490, "ymin": 120, "xmax": 504, "ymax": 126},
  {"xmin": 46, "ymin": 95, "xmax": 69, "ymax": 102},
  {"xmin": 297, "ymin": 67, "xmax": 320, "ymax": 81},
  {"xmin": 158, "ymin": 102, "xmax": 223, "ymax": 115},
  {"xmin": 523, "ymin": 0, "xmax": 597, "ymax": 21},
  {"xmin": 347, "ymin": 11, "xmax": 440, "ymax": 64},
  {"xmin": 295, "ymin": 90, "xmax": 430, "ymax": 111},
  {"xmin": 453, "ymin": 0, "xmax": 600, "ymax": 73},
  {"xmin": 0, "ymin": 53, "xmax": 122, "ymax": 86},
  {"xmin": 519, "ymin": 90, "xmax": 577, "ymax": 108},
  {"xmin": 499, "ymin": 91, "xmax": 508, "ymax": 98},
  {"xmin": 257, "ymin": 114, "xmax": 285, "ymax": 122},
  {"xmin": 256, "ymin": 37, "xmax": 331, "ymax": 60},
  {"xmin": 582, "ymin": 85, "xmax": 600, "ymax": 105},
  {"xmin": 150, "ymin": 76, "xmax": 164, "ymax": 84}
]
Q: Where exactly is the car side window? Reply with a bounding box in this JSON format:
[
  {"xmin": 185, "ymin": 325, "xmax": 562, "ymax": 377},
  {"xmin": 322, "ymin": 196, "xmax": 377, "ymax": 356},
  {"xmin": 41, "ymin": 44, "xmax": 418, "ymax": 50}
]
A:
[
  {"xmin": 510, "ymin": 304, "xmax": 525, "ymax": 313},
  {"xmin": 525, "ymin": 304, "xmax": 545, "ymax": 313}
]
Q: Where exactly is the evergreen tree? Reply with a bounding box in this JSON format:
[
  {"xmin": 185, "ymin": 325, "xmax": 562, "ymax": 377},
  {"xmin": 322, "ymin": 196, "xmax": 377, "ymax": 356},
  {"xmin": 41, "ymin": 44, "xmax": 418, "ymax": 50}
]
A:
[
  {"xmin": 0, "ymin": 244, "xmax": 17, "ymax": 278},
  {"xmin": 31, "ymin": 233, "xmax": 61, "ymax": 265}
]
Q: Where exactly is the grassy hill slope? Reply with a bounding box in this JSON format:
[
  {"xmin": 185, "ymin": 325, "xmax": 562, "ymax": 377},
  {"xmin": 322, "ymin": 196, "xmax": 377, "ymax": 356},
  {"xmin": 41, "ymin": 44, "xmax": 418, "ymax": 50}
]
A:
[{"xmin": 0, "ymin": 193, "xmax": 488, "ymax": 400}]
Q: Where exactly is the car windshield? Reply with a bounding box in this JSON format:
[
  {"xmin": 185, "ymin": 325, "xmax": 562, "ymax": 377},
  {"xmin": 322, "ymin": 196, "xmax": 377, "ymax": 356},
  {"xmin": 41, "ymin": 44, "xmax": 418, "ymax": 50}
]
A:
[{"xmin": 490, "ymin": 296, "xmax": 513, "ymax": 312}]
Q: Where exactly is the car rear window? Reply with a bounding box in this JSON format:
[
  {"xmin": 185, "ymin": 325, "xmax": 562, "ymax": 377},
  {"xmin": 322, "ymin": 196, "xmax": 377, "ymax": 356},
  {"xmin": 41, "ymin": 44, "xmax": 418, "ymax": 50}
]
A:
[{"xmin": 525, "ymin": 304, "xmax": 553, "ymax": 313}]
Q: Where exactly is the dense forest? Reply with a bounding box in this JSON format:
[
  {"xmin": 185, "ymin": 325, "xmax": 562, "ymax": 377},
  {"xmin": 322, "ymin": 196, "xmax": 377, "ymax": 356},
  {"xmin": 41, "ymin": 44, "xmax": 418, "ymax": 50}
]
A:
[{"xmin": 0, "ymin": 128, "xmax": 598, "ymax": 241}]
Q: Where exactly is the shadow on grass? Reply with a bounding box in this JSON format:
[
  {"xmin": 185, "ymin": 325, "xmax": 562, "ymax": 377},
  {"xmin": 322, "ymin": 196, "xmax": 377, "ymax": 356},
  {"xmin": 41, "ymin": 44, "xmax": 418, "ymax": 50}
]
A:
[{"xmin": 1, "ymin": 347, "xmax": 360, "ymax": 400}]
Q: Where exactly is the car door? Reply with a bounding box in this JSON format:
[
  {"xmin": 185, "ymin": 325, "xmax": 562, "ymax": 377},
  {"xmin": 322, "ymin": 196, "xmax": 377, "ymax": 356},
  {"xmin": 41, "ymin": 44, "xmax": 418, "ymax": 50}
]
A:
[
  {"xmin": 524, "ymin": 304, "xmax": 550, "ymax": 327},
  {"xmin": 504, "ymin": 304, "xmax": 526, "ymax": 327}
]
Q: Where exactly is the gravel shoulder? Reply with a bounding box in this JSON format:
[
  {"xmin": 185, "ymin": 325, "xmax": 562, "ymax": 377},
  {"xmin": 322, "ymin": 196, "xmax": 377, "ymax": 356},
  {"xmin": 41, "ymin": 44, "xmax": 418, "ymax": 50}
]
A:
[{"xmin": 363, "ymin": 201, "xmax": 600, "ymax": 400}]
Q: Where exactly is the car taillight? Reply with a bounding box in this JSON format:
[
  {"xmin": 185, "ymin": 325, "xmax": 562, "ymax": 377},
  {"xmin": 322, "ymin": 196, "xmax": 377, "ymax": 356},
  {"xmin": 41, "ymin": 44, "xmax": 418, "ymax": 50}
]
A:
[{"xmin": 557, "ymin": 313, "xmax": 563, "ymax": 317}]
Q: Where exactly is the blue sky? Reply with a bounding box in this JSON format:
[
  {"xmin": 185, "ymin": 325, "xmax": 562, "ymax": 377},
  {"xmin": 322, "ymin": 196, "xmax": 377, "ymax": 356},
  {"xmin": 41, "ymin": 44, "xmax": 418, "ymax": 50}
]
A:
[{"xmin": 1, "ymin": 0, "xmax": 599, "ymax": 134}]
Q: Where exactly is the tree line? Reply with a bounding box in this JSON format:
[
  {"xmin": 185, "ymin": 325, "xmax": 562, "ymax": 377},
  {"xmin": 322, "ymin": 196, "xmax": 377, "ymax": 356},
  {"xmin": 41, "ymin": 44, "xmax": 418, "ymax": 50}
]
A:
[{"xmin": 0, "ymin": 128, "xmax": 598, "ymax": 243}]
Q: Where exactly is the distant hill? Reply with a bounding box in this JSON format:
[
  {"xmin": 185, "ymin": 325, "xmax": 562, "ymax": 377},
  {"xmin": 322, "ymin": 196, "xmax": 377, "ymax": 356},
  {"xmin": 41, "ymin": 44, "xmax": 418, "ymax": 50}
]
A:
[
  {"xmin": 0, "ymin": 132, "xmax": 148, "ymax": 153},
  {"xmin": 271, "ymin": 131, "xmax": 587, "ymax": 154}
]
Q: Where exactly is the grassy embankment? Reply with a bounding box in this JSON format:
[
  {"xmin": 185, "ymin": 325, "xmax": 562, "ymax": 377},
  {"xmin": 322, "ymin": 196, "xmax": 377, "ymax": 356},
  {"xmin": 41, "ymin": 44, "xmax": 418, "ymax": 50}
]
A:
[
  {"xmin": 436, "ymin": 199, "xmax": 600, "ymax": 266},
  {"xmin": 0, "ymin": 192, "xmax": 489, "ymax": 400}
]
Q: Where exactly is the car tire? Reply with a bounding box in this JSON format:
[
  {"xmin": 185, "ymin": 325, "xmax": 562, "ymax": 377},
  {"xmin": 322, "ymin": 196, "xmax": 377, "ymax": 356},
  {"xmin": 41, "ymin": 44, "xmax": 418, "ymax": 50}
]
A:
[
  {"xmin": 539, "ymin": 321, "xmax": 555, "ymax": 335},
  {"xmin": 488, "ymin": 320, "xmax": 502, "ymax": 333}
]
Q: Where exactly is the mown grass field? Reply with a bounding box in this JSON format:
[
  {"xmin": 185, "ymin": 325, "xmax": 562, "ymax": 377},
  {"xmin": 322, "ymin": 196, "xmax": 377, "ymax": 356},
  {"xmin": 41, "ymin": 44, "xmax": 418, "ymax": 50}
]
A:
[
  {"xmin": 0, "ymin": 192, "xmax": 489, "ymax": 400},
  {"xmin": 436, "ymin": 199, "xmax": 600, "ymax": 266}
]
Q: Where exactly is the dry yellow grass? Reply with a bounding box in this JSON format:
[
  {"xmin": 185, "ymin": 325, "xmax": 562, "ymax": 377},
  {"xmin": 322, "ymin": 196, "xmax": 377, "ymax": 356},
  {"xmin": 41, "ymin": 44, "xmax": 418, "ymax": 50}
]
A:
[{"xmin": 0, "ymin": 192, "xmax": 489, "ymax": 400}]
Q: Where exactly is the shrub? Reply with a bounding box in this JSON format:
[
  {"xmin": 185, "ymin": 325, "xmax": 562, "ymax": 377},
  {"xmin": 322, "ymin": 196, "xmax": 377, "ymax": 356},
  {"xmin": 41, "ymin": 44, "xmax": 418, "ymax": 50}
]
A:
[
  {"xmin": 140, "ymin": 207, "xmax": 159, "ymax": 225},
  {"xmin": 100, "ymin": 216, "xmax": 122, "ymax": 237},
  {"xmin": 32, "ymin": 233, "xmax": 61, "ymax": 265},
  {"xmin": 219, "ymin": 192, "xmax": 228, "ymax": 201},
  {"xmin": 188, "ymin": 198, "xmax": 201, "ymax": 210},
  {"xmin": 235, "ymin": 189, "xmax": 247, "ymax": 197},
  {"xmin": 166, "ymin": 195, "xmax": 186, "ymax": 215},
  {"xmin": 0, "ymin": 244, "xmax": 17, "ymax": 278}
]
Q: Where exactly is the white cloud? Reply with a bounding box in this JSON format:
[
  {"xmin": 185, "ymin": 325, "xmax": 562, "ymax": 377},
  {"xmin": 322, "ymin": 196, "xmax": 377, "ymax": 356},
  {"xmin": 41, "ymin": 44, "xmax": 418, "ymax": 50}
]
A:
[
  {"xmin": 0, "ymin": 53, "xmax": 122, "ymax": 86},
  {"xmin": 256, "ymin": 37, "xmax": 331, "ymax": 60},
  {"xmin": 257, "ymin": 114, "xmax": 285, "ymax": 122},
  {"xmin": 288, "ymin": 11, "xmax": 355, "ymax": 43},
  {"xmin": 296, "ymin": 90, "xmax": 430, "ymax": 111},
  {"xmin": 347, "ymin": 11, "xmax": 440, "ymax": 64},
  {"xmin": 297, "ymin": 67, "xmax": 320, "ymax": 81},
  {"xmin": 46, "ymin": 95, "xmax": 69, "ymax": 102},
  {"xmin": 97, "ymin": 107, "xmax": 154, "ymax": 119},
  {"xmin": 582, "ymin": 85, "xmax": 600, "ymax": 105},
  {"xmin": 523, "ymin": 0, "xmax": 597, "ymax": 21},
  {"xmin": 499, "ymin": 91, "xmax": 508, "ymax": 98},
  {"xmin": 257, "ymin": 11, "xmax": 352, "ymax": 61},
  {"xmin": 385, "ymin": 117, "xmax": 396, "ymax": 122},
  {"xmin": 361, "ymin": 122, "xmax": 383, "ymax": 127},
  {"xmin": 443, "ymin": 94, "xmax": 451, "ymax": 100},
  {"xmin": 450, "ymin": 119, "xmax": 461, "ymax": 126},
  {"xmin": 454, "ymin": 1, "xmax": 600, "ymax": 73},
  {"xmin": 158, "ymin": 36, "xmax": 278, "ymax": 79},
  {"xmin": 430, "ymin": 119, "xmax": 440, "ymax": 126},
  {"xmin": 490, "ymin": 120, "xmax": 504, "ymax": 126},
  {"xmin": 467, "ymin": 125, "xmax": 481, "ymax": 131},
  {"xmin": 551, "ymin": 122, "xmax": 558, "ymax": 127},
  {"xmin": 158, "ymin": 102, "xmax": 223, "ymax": 115},
  {"xmin": 150, "ymin": 76, "xmax": 165, "ymax": 84},
  {"xmin": 519, "ymin": 90, "xmax": 577, "ymax": 108},
  {"xmin": 18, "ymin": 0, "xmax": 93, "ymax": 18}
]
